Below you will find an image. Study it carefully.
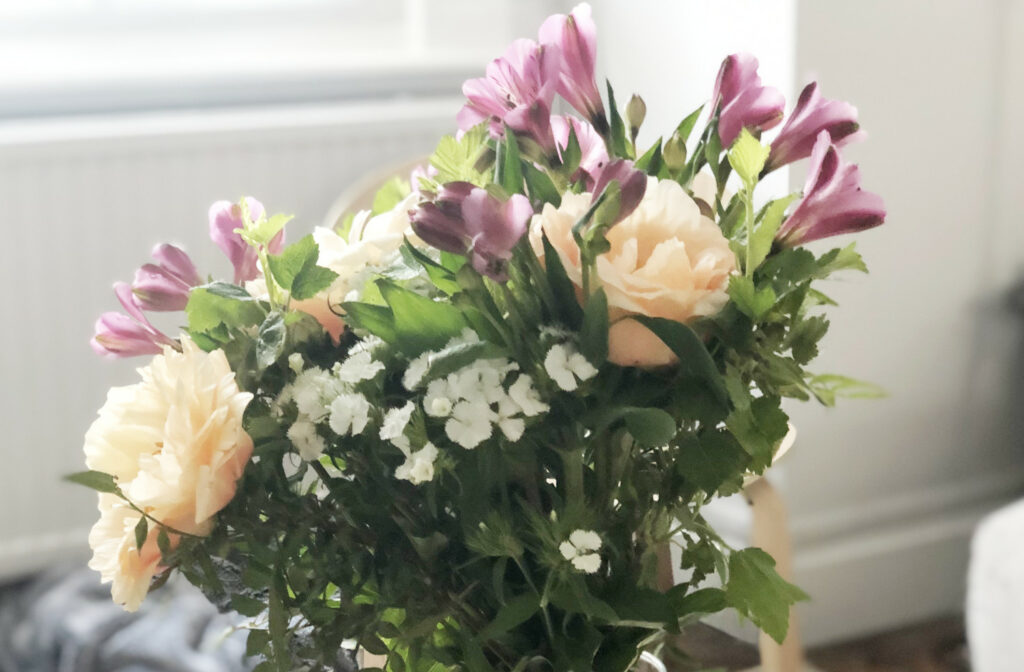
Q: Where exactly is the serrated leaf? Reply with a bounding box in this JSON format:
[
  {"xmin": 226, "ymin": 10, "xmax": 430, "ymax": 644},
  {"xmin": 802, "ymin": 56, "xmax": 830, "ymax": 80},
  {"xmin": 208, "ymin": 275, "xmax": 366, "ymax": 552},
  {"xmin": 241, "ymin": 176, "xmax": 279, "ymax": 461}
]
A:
[
  {"xmin": 133, "ymin": 515, "xmax": 148, "ymax": 550},
  {"xmin": 727, "ymin": 128, "xmax": 770, "ymax": 185},
  {"xmin": 622, "ymin": 407, "xmax": 677, "ymax": 447},
  {"xmin": 726, "ymin": 396, "xmax": 789, "ymax": 472},
  {"xmin": 266, "ymin": 234, "xmax": 316, "ymax": 293},
  {"xmin": 726, "ymin": 548, "xmax": 809, "ymax": 644},
  {"xmin": 630, "ymin": 316, "xmax": 730, "ymax": 412},
  {"xmin": 256, "ymin": 311, "xmax": 286, "ymax": 369},
  {"xmin": 64, "ymin": 470, "xmax": 119, "ymax": 493},
  {"xmin": 186, "ymin": 283, "xmax": 266, "ymax": 334},
  {"xmin": 787, "ymin": 314, "xmax": 829, "ymax": 364},
  {"xmin": 676, "ymin": 430, "xmax": 750, "ymax": 495},
  {"xmin": 371, "ymin": 175, "xmax": 410, "ymax": 215},
  {"xmin": 815, "ymin": 243, "xmax": 867, "ymax": 278},
  {"xmin": 579, "ymin": 288, "xmax": 609, "ymax": 365},
  {"xmin": 808, "ymin": 373, "xmax": 886, "ymax": 406},
  {"xmin": 291, "ymin": 264, "xmax": 337, "ymax": 301},
  {"xmin": 748, "ymin": 194, "xmax": 799, "ymax": 272},
  {"xmin": 729, "ymin": 276, "xmax": 776, "ymax": 321},
  {"xmin": 430, "ymin": 125, "xmax": 491, "ymax": 186}
]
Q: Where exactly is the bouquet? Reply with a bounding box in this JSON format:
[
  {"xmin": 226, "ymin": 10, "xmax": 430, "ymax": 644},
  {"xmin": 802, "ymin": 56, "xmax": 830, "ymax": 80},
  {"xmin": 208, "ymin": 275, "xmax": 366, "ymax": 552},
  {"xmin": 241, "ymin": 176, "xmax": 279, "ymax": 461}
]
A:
[{"xmin": 75, "ymin": 4, "xmax": 885, "ymax": 670}]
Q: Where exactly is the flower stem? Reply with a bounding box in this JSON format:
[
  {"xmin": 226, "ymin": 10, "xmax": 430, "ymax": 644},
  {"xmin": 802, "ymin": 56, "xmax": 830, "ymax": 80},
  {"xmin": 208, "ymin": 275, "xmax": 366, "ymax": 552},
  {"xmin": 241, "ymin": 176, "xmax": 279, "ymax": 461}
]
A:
[
  {"xmin": 743, "ymin": 185, "xmax": 755, "ymax": 276},
  {"xmin": 561, "ymin": 446, "xmax": 585, "ymax": 508}
]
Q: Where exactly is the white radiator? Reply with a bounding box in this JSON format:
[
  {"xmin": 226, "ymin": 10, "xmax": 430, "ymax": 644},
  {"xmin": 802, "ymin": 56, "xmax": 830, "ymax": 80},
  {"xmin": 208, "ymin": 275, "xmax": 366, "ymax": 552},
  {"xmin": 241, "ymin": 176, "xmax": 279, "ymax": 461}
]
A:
[{"xmin": 0, "ymin": 98, "xmax": 460, "ymax": 579}]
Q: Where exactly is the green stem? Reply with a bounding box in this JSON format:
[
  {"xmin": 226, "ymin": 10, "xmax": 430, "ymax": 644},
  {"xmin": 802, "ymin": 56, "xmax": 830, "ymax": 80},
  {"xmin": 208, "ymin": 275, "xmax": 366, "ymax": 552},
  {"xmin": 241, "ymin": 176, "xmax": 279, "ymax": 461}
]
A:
[
  {"xmin": 560, "ymin": 446, "xmax": 585, "ymax": 508},
  {"xmin": 743, "ymin": 182, "xmax": 755, "ymax": 277}
]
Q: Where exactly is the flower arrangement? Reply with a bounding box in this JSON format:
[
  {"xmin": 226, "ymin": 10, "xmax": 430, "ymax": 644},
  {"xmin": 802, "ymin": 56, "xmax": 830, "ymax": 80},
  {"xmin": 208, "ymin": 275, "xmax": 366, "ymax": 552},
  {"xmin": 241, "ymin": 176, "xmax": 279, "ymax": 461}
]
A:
[{"xmin": 74, "ymin": 4, "xmax": 885, "ymax": 670}]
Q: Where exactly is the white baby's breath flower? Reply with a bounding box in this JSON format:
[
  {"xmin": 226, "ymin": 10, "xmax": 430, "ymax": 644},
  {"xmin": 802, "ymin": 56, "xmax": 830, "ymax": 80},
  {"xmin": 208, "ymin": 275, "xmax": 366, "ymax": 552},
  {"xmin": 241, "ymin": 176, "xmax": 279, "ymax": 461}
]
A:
[
  {"xmin": 507, "ymin": 375, "xmax": 549, "ymax": 417},
  {"xmin": 328, "ymin": 393, "xmax": 371, "ymax": 436},
  {"xmin": 394, "ymin": 442, "xmax": 439, "ymax": 485},
  {"xmin": 445, "ymin": 400, "xmax": 496, "ymax": 449},
  {"xmin": 380, "ymin": 402, "xmax": 416, "ymax": 442},
  {"xmin": 560, "ymin": 529, "xmax": 603, "ymax": 574},
  {"xmin": 288, "ymin": 353, "xmax": 305, "ymax": 374},
  {"xmin": 287, "ymin": 418, "xmax": 327, "ymax": 460},
  {"xmin": 424, "ymin": 378, "xmax": 455, "ymax": 418},
  {"xmin": 495, "ymin": 398, "xmax": 526, "ymax": 442},
  {"xmin": 336, "ymin": 350, "xmax": 385, "ymax": 384},
  {"xmin": 544, "ymin": 344, "xmax": 598, "ymax": 392},
  {"xmin": 292, "ymin": 368, "xmax": 344, "ymax": 422}
]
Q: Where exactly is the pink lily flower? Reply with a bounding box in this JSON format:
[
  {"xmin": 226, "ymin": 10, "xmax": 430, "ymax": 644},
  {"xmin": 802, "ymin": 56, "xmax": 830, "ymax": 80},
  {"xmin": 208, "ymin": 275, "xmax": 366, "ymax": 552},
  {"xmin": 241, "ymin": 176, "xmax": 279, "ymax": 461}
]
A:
[
  {"xmin": 131, "ymin": 243, "xmax": 202, "ymax": 311},
  {"xmin": 209, "ymin": 197, "xmax": 285, "ymax": 284},
  {"xmin": 776, "ymin": 131, "xmax": 885, "ymax": 247},
  {"xmin": 410, "ymin": 183, "xmax": 533, "ymax": 282},
  {"xmin": 457, "ymin": 38, "xmax": 560, "ymax": 154},
  {"xmin": 591, "ymin": 159, "xmax": 647, "ymax": 225},
  {"xmin": 91, "ymin": 283, "xmax": 175, "ymax": 358},
  {"xmin": 552, "ymin": 115, "xmax": 609, "ymax": 187},
  {"xmin": 538, "ymin": 3, "xmax": 605, "ymax": 128},
  {"xmin": 766, "ymin": 82, "xmax": 865, "ymax": 172},
  {"xmin": 711, "ymin": 53, "xmax": 785, "ymax": 148}
]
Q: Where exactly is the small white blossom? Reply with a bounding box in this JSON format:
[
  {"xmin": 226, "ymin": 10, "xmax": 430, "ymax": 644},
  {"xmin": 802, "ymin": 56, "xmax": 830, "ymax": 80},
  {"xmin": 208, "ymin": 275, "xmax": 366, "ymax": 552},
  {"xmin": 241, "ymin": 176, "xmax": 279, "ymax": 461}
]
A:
[
  {"xmin": 328, "ymin": 393, "xmax": 371, "ymax": 436},
  {"xmin": 292, "ymin": 368, "xmax": 345, "ymax": 422},
  {"xmin": 507, "ymin": 375, "xmax": 549, "ymax": 417},
  {"xmin": 288, "ymin": 353, "xmax": 305, "ymax": 374},
  {"xmin": 445, "ymin": 400, "xmax": 496, "ymax": 449},
  {"xmin": 403, "ymin": 352, "xmax": 432, "ymax": 391},
  {"xmin": 495, "ymin": 398, "xmax": 526, "ymax": 441},
  {"xmin": 424, "ymin": 378, "xmax": 455, "ymax": 417},
  {"xmin": 287, "ymin": 419, "xmax": 327, "ymax": 460},
  {"xmin": 380, "ymin": 402, "xmax": 416, "ymax": 442},
  {"xmin": 336, "ymin": 349, "xmax": 385, "ymax": 384},
  {"xmin": 395, "ymin": 442, "xmax": 439, "ymax": 485},
  {"xmin": 560, "ymin": 529, "xmax": 603, "ymax": 574},
  {"xmin": 348, "ymin": 335, "xmax": 385, "ymax": 356},
  {"xmin": 544, "ymin": 344, "xmax": 599, "ymax": 392}
]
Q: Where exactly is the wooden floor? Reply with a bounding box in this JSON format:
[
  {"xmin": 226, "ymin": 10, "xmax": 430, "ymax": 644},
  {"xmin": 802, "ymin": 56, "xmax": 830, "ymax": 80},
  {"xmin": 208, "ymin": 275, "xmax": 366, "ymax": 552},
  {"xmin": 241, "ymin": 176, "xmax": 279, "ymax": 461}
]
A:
[{"xmin": 807, "ymin": 616, "xmax": 969, "ymax": 672}]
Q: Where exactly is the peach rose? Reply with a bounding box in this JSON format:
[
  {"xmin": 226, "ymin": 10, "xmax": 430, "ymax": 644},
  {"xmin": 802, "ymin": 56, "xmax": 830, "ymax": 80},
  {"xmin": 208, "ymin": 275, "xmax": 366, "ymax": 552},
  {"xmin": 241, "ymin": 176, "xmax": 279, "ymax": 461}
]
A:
[
  {"xmin": 530, "ymin": 176, "xmax": 736, "ymax": 367},
  {"xmin": 84, "ymin": 335, "xmax": 253, "ymax": 610}
]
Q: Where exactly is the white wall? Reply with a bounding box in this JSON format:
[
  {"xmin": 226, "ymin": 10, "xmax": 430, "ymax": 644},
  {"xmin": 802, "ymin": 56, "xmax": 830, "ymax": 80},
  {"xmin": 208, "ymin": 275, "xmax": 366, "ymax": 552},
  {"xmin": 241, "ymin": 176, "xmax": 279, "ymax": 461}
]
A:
[{"xmin": 594, "ymin": 0, "xmax": 1024, "ymax": 646}]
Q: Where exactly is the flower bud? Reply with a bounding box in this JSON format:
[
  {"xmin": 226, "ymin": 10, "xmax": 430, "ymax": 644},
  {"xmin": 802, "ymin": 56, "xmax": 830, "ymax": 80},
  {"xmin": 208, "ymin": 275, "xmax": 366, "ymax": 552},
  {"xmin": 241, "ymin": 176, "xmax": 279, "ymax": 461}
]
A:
[
  {"xmin": 626, "ymin": 94, "xmax": 647, "ymax": 140},
  {"xmin": 663, "ymin": 132, "xmax": 688, "ymax": 171}
]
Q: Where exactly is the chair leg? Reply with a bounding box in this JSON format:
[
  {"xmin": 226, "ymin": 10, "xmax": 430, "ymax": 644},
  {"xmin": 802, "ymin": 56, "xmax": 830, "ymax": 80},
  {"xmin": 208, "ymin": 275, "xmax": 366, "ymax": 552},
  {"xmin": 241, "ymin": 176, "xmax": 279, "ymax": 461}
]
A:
[{"xmin": 746, "ymin": 477, "xmax": 806, "ymax": 672}]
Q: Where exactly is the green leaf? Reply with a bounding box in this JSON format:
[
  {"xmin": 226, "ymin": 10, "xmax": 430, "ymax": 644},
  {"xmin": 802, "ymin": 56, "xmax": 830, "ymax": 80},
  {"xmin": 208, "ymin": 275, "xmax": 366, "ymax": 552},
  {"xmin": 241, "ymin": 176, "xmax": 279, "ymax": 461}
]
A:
[
  {"xmin": 630, "ymin": 316, "xmax": 730, "ymax": 412},
  {"xmin": 339, "ymin": 301, "xmax": 397, "ymax": 342},
  {"xmin": 430, "ymin": 124, "xmax": 491, "ymax": 186},
  {"xmin": 726, "ymin": 396, "xmax": 789, "ymax": 472},
  {"xmin": 186, "ymin": 283, "xmax": 266, "ymax": 334},
  {"xmin": 727, "ymin": 128, "xmax": 770, "ymax": 186},
  {"xmin": 246, "ymin": 629, "xmax": 271, "ymax": 657},
  {"xmin": 728, "ymin": 276, "xmax": 776, "ymax": 321},
  {"xmin": 480, "ymin": 593, "xmax": 540, "ymax": 640},
  {"xmin": 623, "ymin": 408, "xmax": 677, "ymax": 447},
  {"xmin": 607, "ymin": 586, "xmax": 677, "ymax": 630},
  {"xmin": 415, "ymin": 340, "xmax": 506, "ymax": 388},
  {"xmin": 676, "ymin": 430, "xmax": 750, "ymax": 495},
  {"xmin": 496, "ymin": 126, "xmax": 524, "ymax": 195},
  {"xmin": 371, "ymin": 175, "xmax": 411, "ymax": 215},
  {"xmin": 815, "ymin": 243, "xmax": 868, "ymax": 278},
  {"xmin": 133, "ymin": 515, "xmax": 148, "ymax": 550},
  {"xmin": 726, "ymin": 548, "xmax": 809, "ymax": 644},
  {"xmin": 808, "ymin": 373, "xmax": 886, "ymax": 406},
  {"xmin": 267, "ymin": 235, "xmax": 315, "ymax": 291},
  {"xmin": 675, "ymin": 104, "xmax": 705, "ymax": 144},
  {"xmin": 634, "ymin": 138, "xmax": 663, "ymax": 173},
  {"xmin": 561, "ymin": 124, "xmax": 583, "ymax": 176},
  {"xmin": 157, "ymin": 528, "xmax": 171, "ymax": 554},
  {"xmin": 64, "ymin": 470, "xmax": 118, "ymax": 493},
  {"xmin": 256, "ymin": 311, "xmax": 286, "ymax": 369},
  {"xmin": 241, "ymin": 212, "xmax": 293, "ymax": 248},
  {"xmin": 377, "ymin": 279, "xmax": 467, "ymax": 354},
  {"xmin": 606, "ymin": 80, "xmax": 631, "ymax": 158},
  {"xmin": 541, "ymin": 231, "xmax": 584, "ymax": 328},
  {"xmin": 667, "ymin": 586, "xmax": 728, "ymax": 617},
  {"xmin": 787, "ymin": 314, "xmax": 830, "ymax": 364},
  {"xmin": 401, "ymin": 241, "xmax": 461, "ymax": 295},
  {"xmin": 291, "ymin": 264, "xmax": 338, "ymax": 302},
  {"xmin": 522, "ymin": 162, "xmax": 561, "ymax": 208},
  {"xmin": 748, "ymin": 194, "xmax": 799, "ymax": 272},
  {"xmin": 579, "ymin": 288, "xmax": 609, "ymax": 365},
  {"xmin": 233, "ymin": 594, "xmax": 267, "ymax": 618}
]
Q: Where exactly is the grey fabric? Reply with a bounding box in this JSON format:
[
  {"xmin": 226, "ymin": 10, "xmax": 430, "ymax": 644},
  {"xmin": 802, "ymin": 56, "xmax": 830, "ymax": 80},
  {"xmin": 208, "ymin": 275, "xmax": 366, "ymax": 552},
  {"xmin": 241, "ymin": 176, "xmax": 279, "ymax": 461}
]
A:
[{"xmin": 0, "ymin": 565, "xmax": 253, "ymax": 672}]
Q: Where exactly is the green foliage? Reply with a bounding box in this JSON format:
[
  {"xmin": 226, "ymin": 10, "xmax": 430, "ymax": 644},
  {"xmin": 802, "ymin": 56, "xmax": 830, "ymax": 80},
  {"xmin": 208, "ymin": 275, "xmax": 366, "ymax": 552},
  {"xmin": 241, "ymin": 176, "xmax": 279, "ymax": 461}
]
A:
[
  {"xmin": 65, "ymin": 470, "xmax": 119, "ymax": 493},
  {"xmin": 373, "ymin": 176, "xmax": 412, "ymax": 216},
  {"xmin": 725, "ymin": 549, "xmax": 809, "ymax": 644},
  {"xmin": 430, "ymin": 124, "xmax": 491, "ymax": 186},
  {"xmin": 727, "ymin": 128, "xmax": 770, "ymax": 186},
  {"xmin": 267, "ymin": 235, "xmax": 339, "ymax": 301}
]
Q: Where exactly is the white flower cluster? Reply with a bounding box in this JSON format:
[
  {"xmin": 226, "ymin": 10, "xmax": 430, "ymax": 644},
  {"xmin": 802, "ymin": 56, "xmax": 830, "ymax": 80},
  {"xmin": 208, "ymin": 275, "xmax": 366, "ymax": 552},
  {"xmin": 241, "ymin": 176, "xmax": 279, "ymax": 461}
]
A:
[
  {"xmin": 278, "ymin": 341, "xmax": 384, "ymax": 461},
  {"xmin": 559, "ymin": 529, "xmax": 603, "ymax": 574},
  {"xmin": 544, "ymin": 342, "xmax": 598, "ymax": 392},
  {"xmin": 403, "ymin": 331, "xmax": 550, "ymax": 450},
  {"xmin": 377, "ymin": 401, "xmax": 440, "ymax": 485}
]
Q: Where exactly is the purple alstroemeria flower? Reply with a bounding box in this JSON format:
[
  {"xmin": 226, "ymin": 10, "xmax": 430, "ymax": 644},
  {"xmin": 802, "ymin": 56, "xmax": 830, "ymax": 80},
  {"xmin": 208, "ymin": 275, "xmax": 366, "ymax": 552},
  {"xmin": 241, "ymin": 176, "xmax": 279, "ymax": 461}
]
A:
[
  {"xmin": 132, "ymin": 243, "xmax": 202, "ymax": 311},
  {"xmin": 538, "ymin": 3, "xmax": 605, "ymax": 129},
  {"xmin": 457, "ymin": 38, "xmax": 560, "ymax": 154},
  {"xmin": 91, "ymin": 283, "xmax": 176, "ymax": 358},
  {"xmin": 591, "ymin": 159, "xmax": 647, "ymax": 225},
  {"xmin": 766, "ymin": 82, "xmax": 865, "ymax": 172},
  {"xmin": 410, "ymin": 183, "xmax": 533, "ymax": 282},
  {"xmin": 209, "ymin": 197, "xmax": 285, "ymax": 285},
  {"xmin": 711, "ymin": 53, "xmax": 785, "ymax": 148},
  {"xmin": 552, "ymin": 115, "xmax": 609, "ymax": 188},
  {"xmin": 776, "ymin": 131, "xmax": 885, "ymax": 247}
]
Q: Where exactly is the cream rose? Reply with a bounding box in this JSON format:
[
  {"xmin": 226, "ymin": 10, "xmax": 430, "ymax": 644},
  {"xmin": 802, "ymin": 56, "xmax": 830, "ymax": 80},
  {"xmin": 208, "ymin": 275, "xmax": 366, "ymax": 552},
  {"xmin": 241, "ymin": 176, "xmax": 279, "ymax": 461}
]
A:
[
  {"xmin": 84, "ymin": 335, "xmax": 254, "ymax": 610},
  {"xmin": 530, "ymin": 176, "xmax": 736, "ymax": 367}
]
